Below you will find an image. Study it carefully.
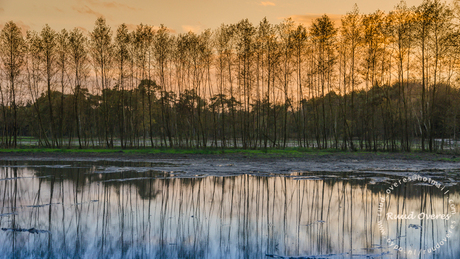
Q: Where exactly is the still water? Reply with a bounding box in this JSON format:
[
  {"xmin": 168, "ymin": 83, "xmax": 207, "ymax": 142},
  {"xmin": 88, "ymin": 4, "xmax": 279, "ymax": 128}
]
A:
[{"xmin": 0, "ymin": 160, "xmax": 459, "ymax": 258}]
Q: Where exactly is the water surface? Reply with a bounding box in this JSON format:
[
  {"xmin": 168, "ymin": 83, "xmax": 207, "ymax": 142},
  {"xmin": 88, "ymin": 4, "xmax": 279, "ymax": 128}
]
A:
[{"xmin": 0, "ymin": 160, "xmax": 459, "ymax": 258}]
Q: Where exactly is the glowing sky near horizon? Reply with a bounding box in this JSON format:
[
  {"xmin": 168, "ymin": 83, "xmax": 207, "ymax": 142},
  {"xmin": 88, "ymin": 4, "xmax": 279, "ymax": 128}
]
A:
[{"xmin": 0, "ymin": 0, "xmax": 425, "ymax": 34}]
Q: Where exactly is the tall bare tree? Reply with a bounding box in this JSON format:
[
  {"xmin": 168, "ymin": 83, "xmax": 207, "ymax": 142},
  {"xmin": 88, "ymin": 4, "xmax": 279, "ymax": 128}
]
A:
[
  {"xmin": 310, "ymin": 15, "xmax": 337, "ymax": 148},
  {"xmin": 40, "ymin": 25, "xmax": 58, "ymax": 146},
  {"xmin": 69, "ymin": 28, "xmax": 88, "ymax": 148},
  {"xmin": 56, "ymin": 29, "xmax": 69, "ymax": 147},
  {"xmin": 340, "ymin": 4, "xmax": 362, "ymax": 150},
  {"xmin": 90, "ymin": 17, "xmax": 113, "ymax": 147},
  {"xmin": 115, "ymin": 24, "xmax": 130, "ymax": 148},
  {"xmin": 153, "ymin": 25, "xmax": 173, "ymax": 147},
  {"xmin": 0, "ymin": 21, "xmax": 26, "ymax": 148}
]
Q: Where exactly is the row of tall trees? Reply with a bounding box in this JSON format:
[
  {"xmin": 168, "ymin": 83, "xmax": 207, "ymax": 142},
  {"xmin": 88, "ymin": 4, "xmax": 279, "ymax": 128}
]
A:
[{"xmin": 1, "ymin": 0, "xmax": 460, "ymax": 151}]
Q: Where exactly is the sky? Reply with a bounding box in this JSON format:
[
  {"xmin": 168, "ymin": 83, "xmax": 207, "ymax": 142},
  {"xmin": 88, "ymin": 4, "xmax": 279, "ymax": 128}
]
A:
[{"xmin": 0, "ymin": 0, "xmax": 426, "ymax": 34}]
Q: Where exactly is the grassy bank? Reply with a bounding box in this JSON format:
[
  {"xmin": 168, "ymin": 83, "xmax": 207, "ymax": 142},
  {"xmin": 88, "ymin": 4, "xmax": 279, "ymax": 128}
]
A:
[{"xmin": 1, "ymin": 147, "xmax": 459, "ymax": 162}]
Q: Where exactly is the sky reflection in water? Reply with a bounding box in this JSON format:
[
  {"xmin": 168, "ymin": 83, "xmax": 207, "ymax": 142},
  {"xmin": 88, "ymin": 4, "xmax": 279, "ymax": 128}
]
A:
[{"xmin": 0, "ymin": 161, "xmax": 459, "ymax": 258}]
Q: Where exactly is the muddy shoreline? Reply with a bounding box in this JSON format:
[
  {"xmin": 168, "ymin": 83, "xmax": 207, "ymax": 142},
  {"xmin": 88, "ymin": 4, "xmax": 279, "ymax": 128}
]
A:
[
  {"xmin": 0, "ymin": 150, "xmax": 457, "ymax": 162},
  {"xmin": 0, "ymin": 151, "xmax": 459, "ymax": 176}
]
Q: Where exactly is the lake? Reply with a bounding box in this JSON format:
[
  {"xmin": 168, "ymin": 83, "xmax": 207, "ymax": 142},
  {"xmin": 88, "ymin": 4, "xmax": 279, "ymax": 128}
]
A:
[{"xmin": 0, "ymin": 158, "xmax": 459, "ymax": 258}]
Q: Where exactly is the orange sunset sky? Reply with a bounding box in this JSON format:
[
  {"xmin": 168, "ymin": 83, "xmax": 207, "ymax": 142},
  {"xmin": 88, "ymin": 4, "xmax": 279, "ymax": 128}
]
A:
[{"xmin": 1, "ymin": 0, "xmax": 425, "ymax": 33}]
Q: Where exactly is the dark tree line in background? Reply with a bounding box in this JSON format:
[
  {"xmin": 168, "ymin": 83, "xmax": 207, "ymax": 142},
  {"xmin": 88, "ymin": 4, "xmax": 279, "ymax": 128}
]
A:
[{"xmin": 2, "ymin": 0, "xmax": 460, "ymax": 151}]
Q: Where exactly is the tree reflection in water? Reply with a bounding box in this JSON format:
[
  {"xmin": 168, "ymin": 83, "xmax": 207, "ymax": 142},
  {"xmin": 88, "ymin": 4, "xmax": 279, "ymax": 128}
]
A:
[{"xmin": 0, "ymin": 161, "xmax": 458, "ymax": 258}]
